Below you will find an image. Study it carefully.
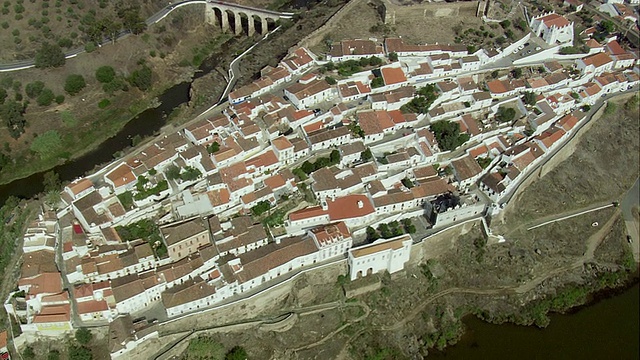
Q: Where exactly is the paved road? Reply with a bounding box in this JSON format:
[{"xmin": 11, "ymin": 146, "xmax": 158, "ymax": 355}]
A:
[
  {"xmin": 621, "ymin": 178, "xmax": 639, "ymax": 262},
  {"xmin": 0, "ymin": 0, "xmax": 291, "ymax": 73}
]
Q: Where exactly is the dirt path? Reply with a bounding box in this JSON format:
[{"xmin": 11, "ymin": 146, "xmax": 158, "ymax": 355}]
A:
[
  {"xmin": 502, "ymin": 199, "xmax": 617, "ymax": 237},
  {"xmin": 288, "ymin": 301, "xmax": 370, "ymax": 353},
  {"xmin": 290, "ymin": 211, "xmax": 622, "ymax": 354}
]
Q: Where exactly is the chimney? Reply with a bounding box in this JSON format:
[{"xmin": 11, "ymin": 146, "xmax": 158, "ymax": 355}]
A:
[{"xmin": 357, "ymin": 200, "xmax": 364, "ymax": 209}]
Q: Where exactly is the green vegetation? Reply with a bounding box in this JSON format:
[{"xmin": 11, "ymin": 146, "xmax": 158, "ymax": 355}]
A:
[
  {"xmin": 367, "ymin": 219, "xmax": 415, "ymax": 241},
  {"xmin": 388, "ymin": 52, "xmax": 398, "ymax": 62},
  {"xmin": 116, "ymin": 219, "xmax": 167, "ymax": 258},
  {"xmin": 95, "ymin": 66, "xmax": 116, "ymax": 83},
  {"xmin": 23, "ymin": 346, "xmax": 36, "ymax": 359},
  {"xmin": 401, "ymin": 177, "xmax": 414, "ymax": 188},
  {"xmin": 559, "ymin": 46, "xmax": 587, "ymax": 55},
  {"xmin": 165, "ymin": 165, "xmax": 181, "ymax": 180},
  {"xmin": 292, "ymin": 167, "xmax": 308, "ymax": 181},
  {"xmin": 604, "ymin": 102, "xmax": 617, "ymax": 115},
  {"xmin": 495, "ymin": 106, "xmax": 516, "ymax": 123},
  {"xmin": 325, "ymin": 76, "xmax": 337, "ymax": 85},
  {"xmin": 206, "ymin": 141, "xmax": 220, "ymax": 154},
  {"xmin": 34, "ymin": 42, "xmax": 65, "ymax": 68},
  {"xmin": 360, "ymin": 148, "xmax": 372, "ymax": 162},
  {"xmin": 30, "ymin": 130, "xmax": 63, "ymax": 159},
  {"xmin": 499, "ymin": 19, "xmax": 511, "ymax": 29},
  {"xmin": 251, "ymin": 200, "xmax": 271, "ymax": 216},
  {"xmin": 37, "ymin": 88, "xmax": 55, "ymax": 106},
  {"xmin": 477, "ymin": 157, "xmax": 492, "ymax": 169},
  {"xmin": 68, "ymin": 345, "xmax": 93, "ymax": 360},
  {"xmin": 47, "ymin": 350, "xmax": 61, "ymax": 360},
  {"xmin": 297, "ymin": 149, "xmax": 341, "ymax": 175},
  {"xmin": 430, "ymin": 120, "xmax": 470, "ymax": 151},
  {"xmin": 134, "ymin": 177, "xmax": 169, "ymax": 200},
  {"xmin": 225, "ymin": 346, "xmax": 248, "ymax": 360},
  {"xmin": 129, "ymin": 65, "xmax": 153, "ymax": 91},
  {"xmin": 347, "ymin": 122, "xmax": 364, "ymax": 138},
  {"xmin": 184, "ymin": 336, "xmax": 225, "ymax": 360},
  {"xmin": 512, "ymin": 68, "xmax": 523, "ymax": 78},
  {"xmin": 180, "ymin": 166, "xmax": 202, "ymax": 182},
  {"xmin": 98, "ymin": 99, "xmax": 111, "ymax": 108},
  {"xmin": 401, "ymin": 84, "xmax": 439, "ymax": 114},
  {"xmin": 117, "ymin": 191, "xmax": 135, "ymax": 210},
  {"xmin": 64, "ymin": 74, "xmax": 87, "ymax": 95},
  {"xmin": 75, "ymin": 328, "xmax": 93, "ymax": 345},
  {"xmin": 370, "ymin": 77, "xmax": 385, "ymax": 88},
  {"xmin": 625, "ymin": 94, "xmax": 639, "ymax": 111},
  {"xmin": 26, "ymin": 81, "xmax": 45, "ymax": 98}
]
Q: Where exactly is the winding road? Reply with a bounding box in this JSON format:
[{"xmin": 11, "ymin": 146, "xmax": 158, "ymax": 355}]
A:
[{"xmin": 0, "ymin": 0, "xmax": 291, "ymax": 72}]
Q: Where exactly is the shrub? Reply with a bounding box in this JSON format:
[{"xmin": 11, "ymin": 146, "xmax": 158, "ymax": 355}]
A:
[
  {"xmin": 55, "ymin": 95, "xmax": 65, "ymax": 104},
  {"xmin": 75, "ymin": 328, "xmax": 92, "ymax": 345},
  {"xmin": 95, "ymin": 66, "xmax": 116, "ymax": 83},
  {"xmin": 25, "ymin": 81, "xmax": 45, "ymax": 98},
  {"xmin": 98, "ymin": 99, "xmax": 111, "ymax": 108},
  {"xmin": 495, "ymin": 106, "xmax": 516, "ymax": 123},
  {"xmin": 30, "ymin": 130, "xmax": 62, "ymax": 158},
  {"xmin": 325, "ymin": 76, "xmax": 336, "ymax": 85},
  {"xmin": 36, "ymin": 88, "xmax": 55, "ymax": 106},
  {"xmin": 64, "ymin": 74, "xmax": 86, "ymax": 95}
]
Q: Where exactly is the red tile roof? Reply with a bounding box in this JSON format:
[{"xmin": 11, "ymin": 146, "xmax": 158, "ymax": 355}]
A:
[
  {"xmin": 380, "ymin": 67, "xmax": 407, "ymax": 85},
  {"xmin": 538, "ymin": 13, "xmax": 571, "ymax": 28},
  {"xmin": 582, "ymin": 52, "xmax": 613, "ymax": 67}
]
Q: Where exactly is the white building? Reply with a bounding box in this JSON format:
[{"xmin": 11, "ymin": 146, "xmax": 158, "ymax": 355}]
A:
[
  {"xmin": 530, "ymin": 12, "xmax": 574, "ymax": 45},
  {"xmin": 348, "ymin": 235, "xmax": 412, "ymax": 281}
]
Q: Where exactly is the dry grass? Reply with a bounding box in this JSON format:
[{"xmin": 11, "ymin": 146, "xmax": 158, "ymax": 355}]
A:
[{"xmin": 504, "ymin": 99, "xmax": 640, "ymax": 227}]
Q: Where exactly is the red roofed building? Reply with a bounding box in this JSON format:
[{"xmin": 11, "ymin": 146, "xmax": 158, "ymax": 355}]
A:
[
  {"xmin": 577, "ymin": 52, "xmax": 614, "ymax": 75},
  {"xmin": 282, "ymin": 47, "xmax": 316, "ymax": 74},
  {"xmin": 286, "ymin": 194, "xmax": 375, "ymax": 233},
  {"xmin": 308, "ymin": 222, "xmax": 353, "ymax": 261},
  {"xmin": 357, "ymin": 110, "xmax": 398, "ymax": 144},
  {"xmin": 379, "ymin": 66, "xmax": 408, "ymax": 89},
  {"xmin": 105, "ymin": 163, "xmax": 136, "ymax": 194},
  {"xmin": 535, "ymin": 127, "xmax": 566, "ymax": 151},
  {"xmin": 530, "ymin": 12, "xmax": 574, "ymax": 45}
]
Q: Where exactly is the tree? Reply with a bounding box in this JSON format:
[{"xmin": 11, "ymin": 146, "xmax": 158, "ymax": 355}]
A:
[
  {"xmin": 206, "ymin": 141, "xmax": 220, "ymax": 154},
  {"xmin": 26, "ymin": 81, "xmax": 45, "ymax": 98},
  {"xmin": 225, "ymin": 346, "xmax": 248, "ymax": 360},
  {"xmin": 495, "ymin": 106, "xmax": 516, "ymax": 123},
  {"xmin": 371, "ymin": 77, "xmax": 385, "ymax": 88},
  {"xmin": 378, "ymin": 223, "xmax": 393, "ymax": 239},
  {"xmin": 95, "ymin": 66, "xmax": 116, "ymax": 83},
  {"xmin": 330, "ymin": 149, "xmax": 340, "ymax": 164},
  {"xmin": 165, "ymin": 165, "xmax": 181, "ymax": 180},
  {"xmin": 251, "ymin": 200, "xmax": 271, "ymax": 216},
  {"xmin": 325, "ymin": 76, "xmax": 337, "ymax": 85},
  {"xmin": 369, "ymin": 56, "xmax": 382, "ymax": 66},
  {"xmin": 491, "ymin": 70, "xmax": 499, "ymax": 79},
  {"xmin": 68, "ymin": 345, "xmax": 92, "ymax": 360},
  {"xmin": 388, "ymin": 52, "xmax": 398, "ymax": 62},
  {"xmin": 301, "ymin": 160, "xmax": 315, "ymax": 174},
  {"xmin": 76, "ymin": 328, "xmax": 94, "ymax": 345},
  {"xmin": 37, "ymin": 88, "xmax": 55, "ymax": 106},
  {"xmin": 600, "ymin": 20, "xmax": 615, "ymax": 34},
  {"xmin": 34, "ymin": 42, "xmax": 65, "ymax": 68},
  {"xmin": 129, "ymin": 65, "xmax": 153, "ymax": 91},
  {"xmin": 401, "ymin": 178, "xmax": 414, "ymax": 188},
  {"xmin": 366, "ymin": 226, "xmax": 379, "ymax": 242},
  {"xmin": 43, "ymin": 171, "xmax": 61, "ymax": 193},
  {"xmin": 64, "ymin": 74, "xmax": 87, "ymax": 95},
  {"xmin": 499, "ymin": 19, "xmax": 511, "ymax": 29},
  {"xmin": 23, "ymin": 346, "xmax": 36, "ymax": 359},
  {"xmin": 512, "ymin": 68, "xmax": 523, "ymax": 78},
  {"xmin": 523, "ymin": 91, "xmax": 536, "ymax": 106},
  {"xmin": 47, "ymin": 350, "xmax": 61, "ymax": 360},
  {"xmin": 0, "ymin": 100, "xmax": 26, "ymax": 138},
  {"xmin": 430, "ymin": 120, "xmax": 469, "ymax": 151},
  {"xmin": 360, "ymin": 148, "xmax": 372, "ymax": 162}
]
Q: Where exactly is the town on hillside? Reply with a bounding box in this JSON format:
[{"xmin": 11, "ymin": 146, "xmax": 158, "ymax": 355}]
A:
[{"xmin": 3, "ymin": 7, "xmax": 639, "ymax": 359}]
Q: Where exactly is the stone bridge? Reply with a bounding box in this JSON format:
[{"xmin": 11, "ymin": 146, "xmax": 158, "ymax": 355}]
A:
[{"xmin": 163, "ymin": 0, "xmax": 293, "ymax": 36}]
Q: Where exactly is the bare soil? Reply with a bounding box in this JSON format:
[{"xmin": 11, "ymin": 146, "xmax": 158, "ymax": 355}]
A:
[
  {"xmin": 0, "ymin": 0, "xmax": 169, "ymax": 62},
  {"xmin": 500, "ymin": 99, "xmax": 640, "ymax": 230}
]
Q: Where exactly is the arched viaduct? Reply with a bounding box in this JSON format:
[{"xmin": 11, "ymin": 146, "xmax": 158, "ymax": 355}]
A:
[{"xmin": 163, "ymin": 0, "xmax": 294, "ymax": 36}]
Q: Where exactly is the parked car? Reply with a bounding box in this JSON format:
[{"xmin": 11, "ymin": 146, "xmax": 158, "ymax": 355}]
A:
[
  {"xmin": 535, "ymin": 46, "xmax": 542, "ymax": 51},
  {"xmin": 518, "ymin": 44, "xmax": 525, "ymax": 50}
]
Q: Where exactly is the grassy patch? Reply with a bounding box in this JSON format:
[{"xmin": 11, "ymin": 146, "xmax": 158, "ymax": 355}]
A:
[{"xmin": 60, "ymin": 110, "xmax": 78, "ymax": 127}]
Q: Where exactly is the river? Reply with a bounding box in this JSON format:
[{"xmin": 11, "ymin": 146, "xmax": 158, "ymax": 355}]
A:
[
  {"xmin": 0, "ymin": 51, "xmax": 225, "ymax": 206},
  {"xmin": 431, "ymin": 282, "xmax": 640, "ymax": 359}
]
